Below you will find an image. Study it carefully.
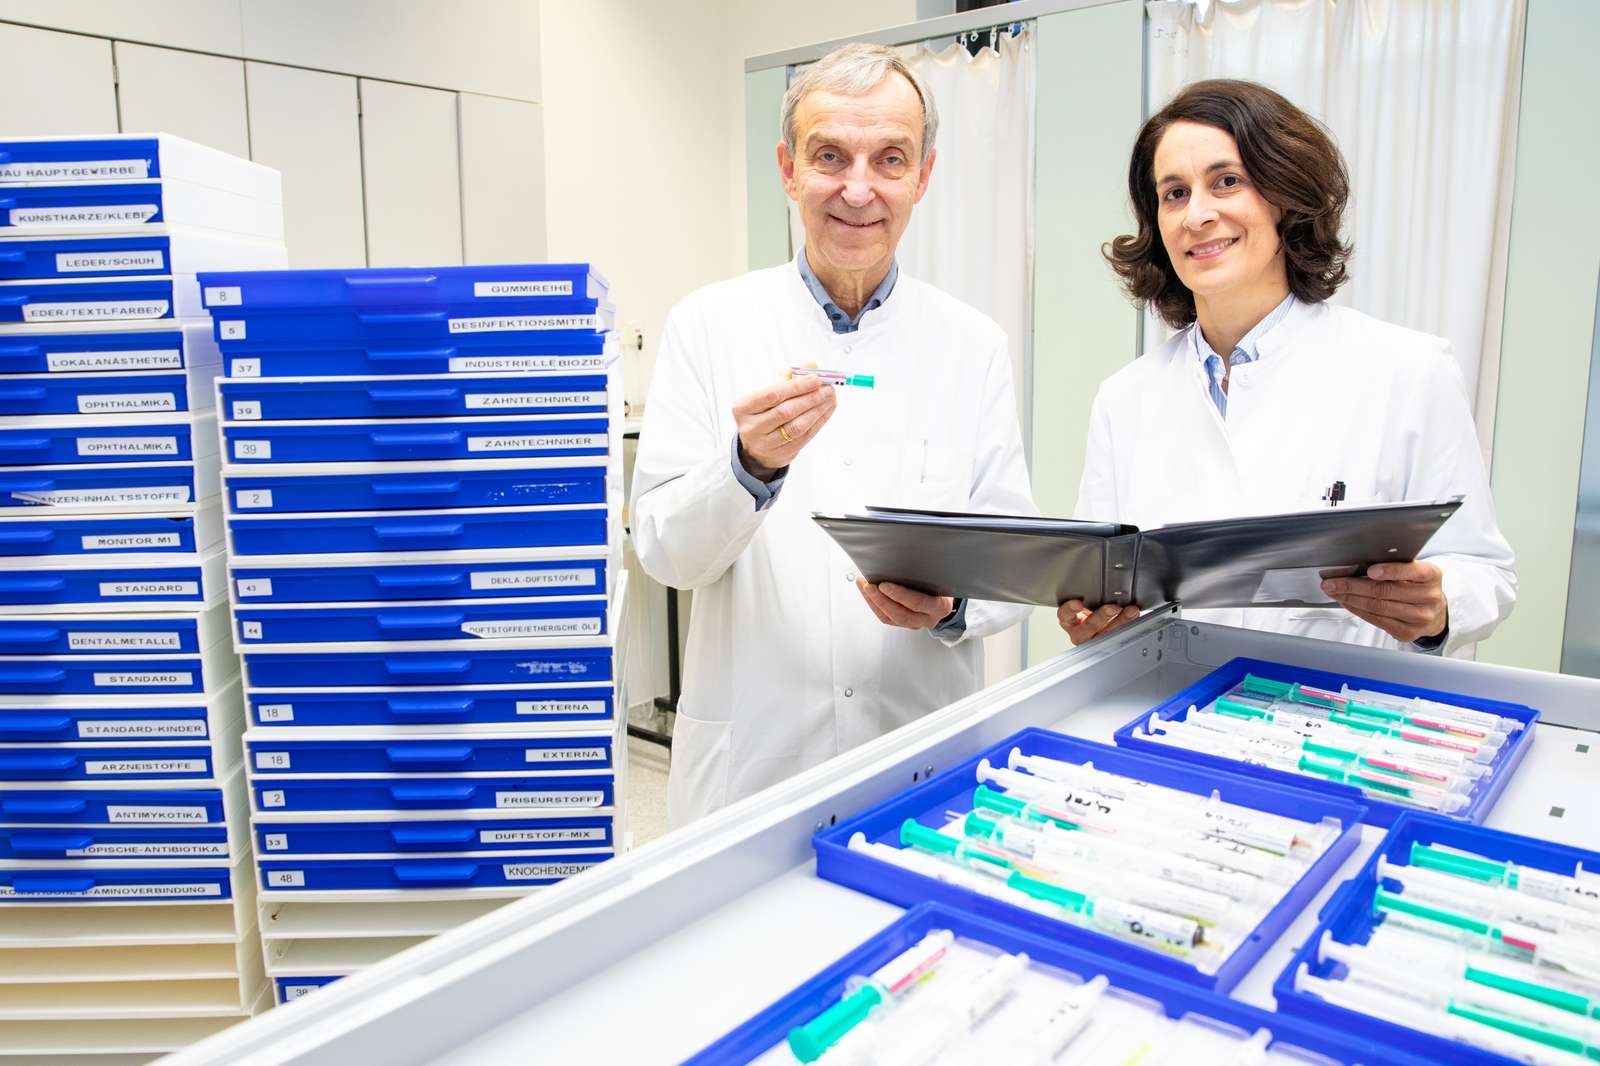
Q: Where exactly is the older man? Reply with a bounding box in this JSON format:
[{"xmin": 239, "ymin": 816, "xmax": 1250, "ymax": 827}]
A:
[{"xmin": 632, "ymin": 43, "xmax": 1035, "ymax": 827}]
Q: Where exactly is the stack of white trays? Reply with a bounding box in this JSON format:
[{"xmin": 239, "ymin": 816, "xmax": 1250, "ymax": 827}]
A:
[
  {"xmin": 0, "ymin": 133, "xmax": 287, "ymax": 1064},
  {"xmin": 197, "ymin": 263, "xmax": 628, "ymax": 1007}
]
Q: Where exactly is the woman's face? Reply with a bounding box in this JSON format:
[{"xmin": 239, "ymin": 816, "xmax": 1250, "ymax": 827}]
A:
[{"xmin": 1152, "ymin": 120, "xmax": 1285, "ymax": 303}]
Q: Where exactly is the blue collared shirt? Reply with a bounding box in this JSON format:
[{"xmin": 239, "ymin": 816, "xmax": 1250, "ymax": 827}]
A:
[{"xmin": 1193, "ymin": 294, "xmax": 1296, "ymax": 418}]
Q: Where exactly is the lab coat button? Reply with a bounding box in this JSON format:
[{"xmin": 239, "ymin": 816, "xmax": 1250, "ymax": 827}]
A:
[
  {"xmin": 846, "ymin": 572, "xmax": 855, "ymax": 582},
  {"xmin": 844, "ymin": 687, "xmax": 854, "ymax": 698},
  {"xmin": 843, "ymin": 457, "xmax": 853, "ymax": 467},
  {"xmin": 843, "ymin": 345, "xmax": 852, "ymax": 354}
]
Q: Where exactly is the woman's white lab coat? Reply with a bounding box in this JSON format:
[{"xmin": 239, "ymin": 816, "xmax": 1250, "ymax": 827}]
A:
[
  {"xmin": 1074, "ymin": 298, "xmax": 1515, "ymax": 655},
  {"xmin": 632, "ymin": 262, "xmax": 1035, "ymax": 827}
]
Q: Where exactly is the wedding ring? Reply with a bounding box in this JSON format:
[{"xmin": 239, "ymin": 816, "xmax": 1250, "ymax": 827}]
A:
[{"xmin": 779, "ymin": 423, "xmax": 793, "ymax": 443}]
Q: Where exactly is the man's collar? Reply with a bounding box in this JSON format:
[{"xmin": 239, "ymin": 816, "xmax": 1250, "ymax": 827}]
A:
[{"xmin": 796, "ymin": 250, "xmax": 898, "ymax": 329}]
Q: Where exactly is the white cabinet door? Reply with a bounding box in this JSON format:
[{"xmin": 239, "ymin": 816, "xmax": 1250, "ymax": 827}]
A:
[
  {"xmin": 0, "ymin": 23, "xmax": 117, "ymax": 136},
  {"xmin": 246, "ymin": 62, "xmax": 365, "ymax": 268},
  {"xmin": 359, "ymin": 79, "xmax": 462, "ymax": 267},
  {"xmin": 113, "ymin": 41, "xmax": 249, "ymax": 157},
  {"xmin": 459, "ymin": 94, "xmax": 546, "ymax": 264}
]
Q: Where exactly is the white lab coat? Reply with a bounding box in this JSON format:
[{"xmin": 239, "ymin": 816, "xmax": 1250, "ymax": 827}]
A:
[
  {"xmin": 1075, "ymin": 298, "xmax": 1515, "ymax": 656},
  {"xmin": 632, "ymin": 262, "xmax": 1035, "ymax": 827}
]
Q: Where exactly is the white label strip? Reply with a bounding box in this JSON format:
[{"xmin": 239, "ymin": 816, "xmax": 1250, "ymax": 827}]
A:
[
  {"xmin": 106, "ymin": 805, "xmax": 209, "ymax": 824},
  {"xmin": 85, "ymin": 758, "xmax": 207, "ymax": 775},
  {"xmin": 266, "ymin": 870, "xmax": 304, "ymax": 888},
  {"xmin": 83, "ymin": 532, "xmax": 182, "ymax": 550},
  {"xmin": 78, "ymin": 393, "xmax": 177, "ymax": 414},
  {"xmin": 233, "ymin": 439, "xmax": 270, "ymax": 460},
  {"xmin": 524, "ymin": 746, "xmax": 608, "ymax": 763},
  {"xmin": 236, "ymin": 578, "xmax": 273, "ymax": 598},
  {"xmin": 260, "ymin": 789, "xmax": 285, "ymax": 808},
  {"xmin": 255, "ymin": 751, "xmax": 290, "ymax": 770},
  {"xmin": 229, "ymin": 400, "xmax": 261, "ymax": 420},
  {"xmin": 47, "ymin": 349, "xmax": 182, "ymax": 372},
  {"xmin": 56, "ymin": 250, "xmax": 165, "ymax": 273},
  {"xmin": 67, "ymin": 842, "xmax": 227, "ymax": 857},
  {"xmin": 217, "ymin": 320, "xmax": 246, "ymax": 341},
  {"xmin": 79, "ymin": 719, "xmax": 206, "ymax": 739},
  {"xmin": 448, "ymin": 354, "xmax": 606, "ymax": 373},
  {"xmin": 98, "ymin": 581, "xmax": 198, "ymax": 597},
  {"xmin": 264, "ymin": 834, "xmax": 288, "ymax": 850},
  {"xmin": 92, "ymin": 672, "xmax": 195, "ymax": 688},
  {"xmin": 77, "ymin": 436, "xmax": 180, "ymax": 457},
  {"xmin": 469, "ymin": 568, "xmax": 593, "ymax": 591},
  {"xmin": 462, "ymin": 391, "xmax": 606, "ymax": 410},
  {"xmin": 9, "ymin": 205, "xmax": 158, "ymax": 227},
  {"xmin": 480, "ymin": 827, "xmax": 606, "ymax": 844},
  {"xmin": 234, "ymin": 489, "xmax": 273, "ymax": 509},
  {"xmin": 284, "ymin": 985, "xmax": 319, "ymax": 1001},
  {"xmin": 23, "ymin": 300, "xmax": 170, "ymax": 323},
  {"xmin": 203, "ymin": 286, "xmax": 242, "ymax": 306},
  {"xmin": 67, "ymin": 631, "xmax": 182, "ymax": 651},
  {"xmin": 448, "ymin": 314, "xmax": 602, "ymax": 335},
  {"xmin": 515, "ymin": 700, "xmax": 607, "ymax": 717},
  {"xmin": 230, "ymin": 358, "xmax": 260, "ymax": 378},
  {"xmin": 256, "ymin": 703, "xmax": 294, "ymax": 722},
  {"xmin": 502, "ymin": 862, "xmax": 598, "ymax": 880},
  {"xmin": 241, "ymin": 621, "xmax": 263, "ymax": 640},
  {"xmin": 462, "ymin": 618, "xmax": 600, "ymax": 639},
  {"xmin": 20, "ymin": 487, "xmax": 189, "ymax": 507},
  {"xmin": 466, "ymin": 434, "xmax": 607, "ymax": 453},
  {"xmin": 0, "ymin": 882, "xmax": 221, "ymax": 899},
  {"xmin": 472, "ymin": 280, "xmax": 574, "ymax": 297},
  {"xmin": 0, "ymin": 159, "xmax": 149, "ymax": 181},
  {"xmin": 495, "ymin": 790, "xmax": 604, "ymax": 809}
]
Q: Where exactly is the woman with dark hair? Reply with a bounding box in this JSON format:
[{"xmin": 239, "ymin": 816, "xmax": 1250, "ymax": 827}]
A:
[{"xmin": 1059, "ymin": 79, "xmax": 1515, "ymax": 655}]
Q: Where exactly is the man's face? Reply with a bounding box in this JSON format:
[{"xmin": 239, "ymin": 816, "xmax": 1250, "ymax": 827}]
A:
[{"xmin": 777, "ymin": 72, "xmax": 935, "ymax": 282}]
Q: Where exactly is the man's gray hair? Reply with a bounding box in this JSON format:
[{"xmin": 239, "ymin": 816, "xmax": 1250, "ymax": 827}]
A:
[{"xmin": 781, "ymin": 43, "xmax": 939, "ymax": 165}]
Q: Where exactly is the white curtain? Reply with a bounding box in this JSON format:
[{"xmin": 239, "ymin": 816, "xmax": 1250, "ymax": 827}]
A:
[
  {"xmin": 1146, "ymin": 0, "xmax": 1525, "ymax": 456},
  {"xmin": 787, "ymin": 29, "xmax": 1037, "ymax": 683}
]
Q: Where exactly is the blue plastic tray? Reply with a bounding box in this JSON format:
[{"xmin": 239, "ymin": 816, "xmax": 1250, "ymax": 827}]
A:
[
  {"xmin": 210, "ymin": 300, "xmax": 612, "ymax": 348},
  {"xmin": 814, "ymin": 727, "xmax": 1365, "ymax": 993},
  {"xmin": 1112, "ymin": 657, "xmax": 1539, "ymax": 827},
  {"xmin": 0, "ymin": 614, "xmax": 210, "ymax": 655},
  {"xmin": 258, "ymin": 851, "xmax": 609, "ymax": 892},
  {"xmin": 221, "ymin": 336, "xmax": 612, "ymax": 379},
  {"xmin": 0, "ymin": 510, "xmax": 211, "ymax": 557},
  {"xmin": 0, "ymin": 417, "xmax": 203, "ymax": 466},
  {"xmin": 0, "ymin": 824, "xmax": 230, "ymax": 860},
  {"xmin": 242, "ymin": 643, "xmax": 613, "ymax": 688},
  {"xmin": 0, "ymin": 369, "xmax": 211, "ymax": 416},
  {"xmin": 229, "ymin": 554, "xmax": 607, "ymax": 604},
  {"xmin": 0, "ymin": 741, "xmax": 219, "ymax": 781},
  {"xmin": 0, "ymin": 325, "xmax": 194, "ymax": 375},
  {"xmin": 247, "ymin": 734, "xmax": 613, "ymax": 776},
  {"xmin": 226, "ymin": 505, "xmax": 608, "ymax": 556},
  {"xmin": 0, "ymin": 138, "xmax": 164, "ymax": 182},
  {"xmin": 234, "ymin": 597, "xmax": 607, "ymax": 645},
  {"xmin": 0, "ymin": 559, "xmax": 212, "ymax": 608},
  {"xmin": 0, "ymin": 276, "xmax": 176, "ymax": 324},
  {"xmin": 221, "ymin": 415, "xmax": 610, "ymax": 464},
  {"xmin": 0, "ymin": 184, "xmax": 166, "ymax": 229},
  {"xmin": 688, "ymin": 902, "xmax": 1436, "ymax": 1066},
  {"xmin": 0, "ymin": 864, "xmax": 233, "ymax": 901},
  {"xmin": 219, "ymin": 374, "xmax": 609, "ymax": 421},
  {"xmin": 0, "ymin": 462, "xmax": 203, "ymax": 511},
  {"xmin": 247, "ymin": 686, "xmax": 616, "ymax": 729},
  {"xmin": 1275, "ymin": 811, "xmax": 1600, "ymax": 1065},
  {"xmin": 0, "ymin": 232, "xmax": 175, "ymax": 279},
  {"xmin": 223, "ymin": 459, "xmax": 606, "ymax": 515},
  {"xmin": 256, "ymin": 815, "xmax": 614, "ymax": 856},
  {"xmin": 0, "ymin": 700, "xmax": 219, "ymax": 742},
  {"xmin": 197, "ymin": 264, "xmax": 606, "ymax": 309},
  {"xmin": 252, "ymin": 773, "xmax": 615, "ymax": 815},
  {"xmin": 0, "ymin": 786, "xmax": 224, "ymax": 825},
  {"xmin": 0, "ymin": 654, "xmax": 216, "ymax": 695},
  {"xmin": 277, "ymin": 975, "xmax": 341, "ymax": 1003}
]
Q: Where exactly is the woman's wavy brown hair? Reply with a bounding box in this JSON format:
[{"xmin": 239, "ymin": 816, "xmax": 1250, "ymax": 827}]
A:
[{"xmin": 1105, "ymin": 79, "xmax": 1352, "ymax": 330}]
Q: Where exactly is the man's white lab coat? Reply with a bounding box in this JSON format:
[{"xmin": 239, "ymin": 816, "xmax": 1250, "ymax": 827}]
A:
[
  {"xmin": 632, "ymin": 262, "xmax": 1034, "ymax": 827},
  {"xmin": 1074, "ymin": 298, "xmax": 1515, "ymax": 655}
]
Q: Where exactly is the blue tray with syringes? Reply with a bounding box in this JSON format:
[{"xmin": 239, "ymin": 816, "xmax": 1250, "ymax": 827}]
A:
[
  {"xmin": 1275, "ymin": 811, "xmax": 1600, "ymax": 1066},
  {"xmin": 813, "ymin": 728, "xmax": 1364, "ymax": 994},
  {"xmin": 1112, "ymin": 657, "xmax": 1539, "ymax": 828},
  {"xmin": 686, "ymin": 902, "xmax": 1437, "ymax": 1066}
]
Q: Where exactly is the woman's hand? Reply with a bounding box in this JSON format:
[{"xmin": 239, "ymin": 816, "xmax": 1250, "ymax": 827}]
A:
[
  {"xmin": 1057, "ymin": 599, "xmax": 1141, "ymax": 646},
  {"xmin": 1321, "ymin": 562, "xmax": 1448, "ymax": 644}
]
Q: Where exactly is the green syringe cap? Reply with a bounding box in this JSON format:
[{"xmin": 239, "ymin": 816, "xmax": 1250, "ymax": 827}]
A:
[
  {"xmin": 849, "ymin": 374, "xmax": 876, "ymax": 388},
  {"xmin": 1007, "ymin": 870, "xmax": 1087, "ymax": 913},
  {"xmin": 787, "ymin": 984, "xmax": 884, "ymax": 1062},
  {"xmin": 973, "ymin": 785, "xmax": 1027, "ymax": 819},
  {"xmin": 899, "ymin": 818, "xmax": 956, "ymax": 856},
  {"xmin": 1242, "ymin": 674, "xmax": 1294, "ymax": 698},
  {"xmin": 965, "ymin": 811, "xmax": 1001, "ymax": 840}
]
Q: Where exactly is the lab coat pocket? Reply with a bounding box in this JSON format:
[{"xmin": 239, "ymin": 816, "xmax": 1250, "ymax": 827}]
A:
[
  {"xmin": 664, "ymin": 705, "xmax": 733, "ymax": 828},
  {"xmin": 881, "ymin": 439, "xmax": 970, "ymax": 509}
]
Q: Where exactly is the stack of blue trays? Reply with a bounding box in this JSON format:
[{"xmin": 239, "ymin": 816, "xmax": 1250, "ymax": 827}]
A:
[
  {"xmin": 197, "ymin": 263, "xmax": 626, "ymax": 1003},
  {"xmin": 0, "ymin": 134, "xmax": 287, "ymax": 1031}
]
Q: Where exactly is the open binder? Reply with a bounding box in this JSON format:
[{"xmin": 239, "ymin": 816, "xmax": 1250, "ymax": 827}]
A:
[{"xmin": 813, "ymin": 498, "xmax": 1464, "ymax": 609}]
